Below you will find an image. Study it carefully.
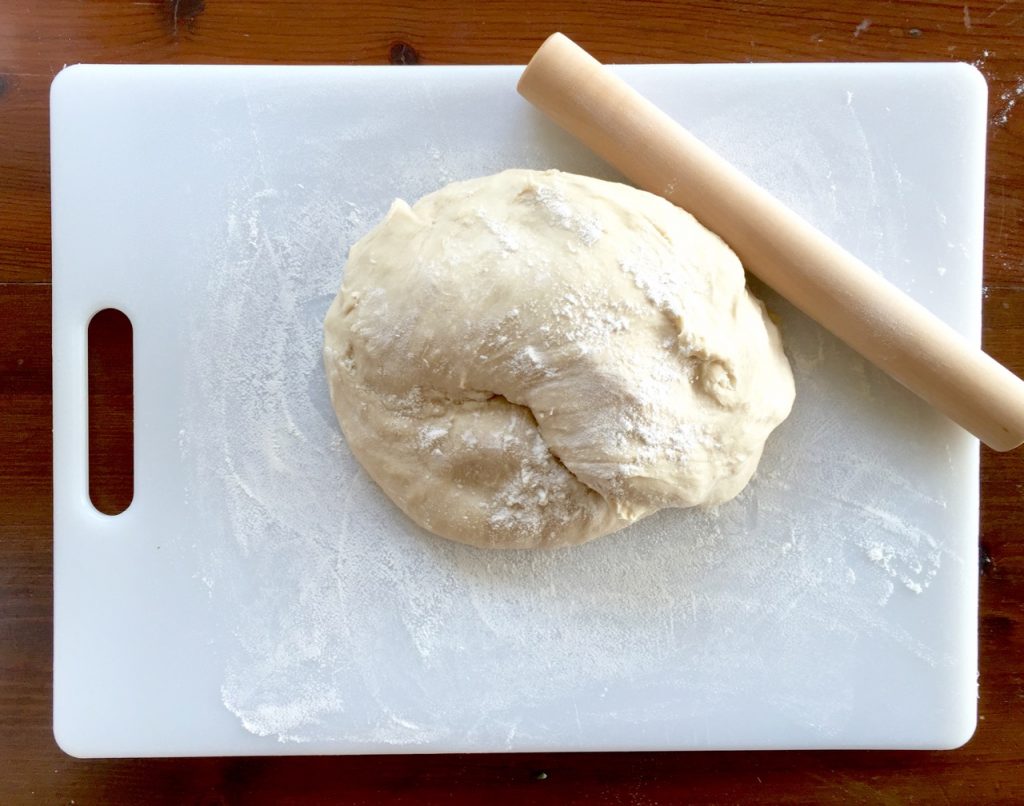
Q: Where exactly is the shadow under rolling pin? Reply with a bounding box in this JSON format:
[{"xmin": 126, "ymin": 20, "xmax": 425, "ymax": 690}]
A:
[{"xmin": 518, "ymin": 32, "xmax": 1024, "ymax": 452}]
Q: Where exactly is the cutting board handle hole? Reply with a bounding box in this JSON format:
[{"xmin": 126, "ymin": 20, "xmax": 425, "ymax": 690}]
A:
[{"xmin": 88, "ymin": 308, "xmax": 134, "ymax": 516}]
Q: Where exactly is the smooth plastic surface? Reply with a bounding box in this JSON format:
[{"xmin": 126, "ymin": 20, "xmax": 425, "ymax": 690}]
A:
[{"xmin": 52, "ymin": 63, "xmax": 983, "ymax": 757}]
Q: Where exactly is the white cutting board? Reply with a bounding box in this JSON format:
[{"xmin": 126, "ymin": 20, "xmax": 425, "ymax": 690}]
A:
[{"xmin": 52, "ymin": 63, "xmax": 985, "ymax": 757}]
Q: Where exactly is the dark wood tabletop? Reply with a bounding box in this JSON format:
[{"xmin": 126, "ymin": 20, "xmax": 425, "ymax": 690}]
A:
[{"xmin": 3, "ymin": 1, "xmax": 1024, "ymax": 802}]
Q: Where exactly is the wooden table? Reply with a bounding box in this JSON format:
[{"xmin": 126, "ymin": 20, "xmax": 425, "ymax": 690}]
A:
[{"xmin": 3, "ymin": 1, "xmax": 1023, "ymax": 802}]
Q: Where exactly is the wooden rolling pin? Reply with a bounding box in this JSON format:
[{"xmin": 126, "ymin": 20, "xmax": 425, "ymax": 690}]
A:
[{"xmin": 518, "ymin": 32, "xmax": 1024, "ymax": 452}]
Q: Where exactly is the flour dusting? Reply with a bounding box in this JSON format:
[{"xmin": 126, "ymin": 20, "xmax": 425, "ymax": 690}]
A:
[
  {"xmin": 994, "ymin": 78, "xmax": 1024, "ymax": 126},
  {"xmin": 531, "ymin": 183, "xmax": 604, "ymax": 246},
  {"xmin": 178, "ymin": 75, "xmax": 975, "ymax": 749}
]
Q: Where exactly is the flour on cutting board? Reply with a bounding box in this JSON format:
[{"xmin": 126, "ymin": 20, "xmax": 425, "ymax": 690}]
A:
[{"xmin": 180, "ymin": 96, "xmax": 962, "ymax": 746}]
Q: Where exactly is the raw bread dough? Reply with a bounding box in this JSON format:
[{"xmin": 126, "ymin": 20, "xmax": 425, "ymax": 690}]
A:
[{"xmin": 323, "ymin": 169, "xmax": 795, "ymax": 549}]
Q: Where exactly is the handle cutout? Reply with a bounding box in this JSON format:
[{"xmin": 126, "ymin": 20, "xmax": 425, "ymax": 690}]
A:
[{"xmin": 87, "ymin": 308, "xmax": 134, "ymax": 515}]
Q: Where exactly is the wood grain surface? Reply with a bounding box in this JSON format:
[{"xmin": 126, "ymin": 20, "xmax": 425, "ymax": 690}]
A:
[{"xmin": 2, "ymin": 1, "xmax": 1023, "ymax": 803}]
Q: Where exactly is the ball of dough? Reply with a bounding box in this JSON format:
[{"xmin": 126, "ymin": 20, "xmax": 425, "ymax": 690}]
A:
[{"xmin": 323, "ymin": 169, "xmax": 794, "ymax": 549}]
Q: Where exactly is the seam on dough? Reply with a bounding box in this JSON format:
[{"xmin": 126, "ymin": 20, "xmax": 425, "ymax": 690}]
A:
[{"xmin": 486, "ymin": 391, "xmax": 611, "ymax": 505}]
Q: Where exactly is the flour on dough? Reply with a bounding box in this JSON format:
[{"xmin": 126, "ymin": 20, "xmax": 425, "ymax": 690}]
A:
[{"xmin": 323, "ymin": 169, "xmax": 795, "ymax": 549}]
